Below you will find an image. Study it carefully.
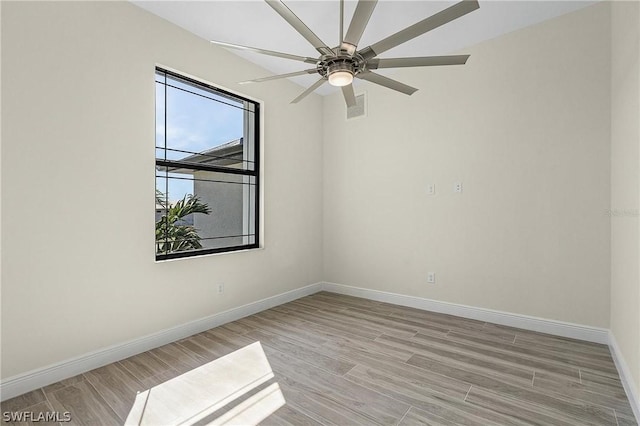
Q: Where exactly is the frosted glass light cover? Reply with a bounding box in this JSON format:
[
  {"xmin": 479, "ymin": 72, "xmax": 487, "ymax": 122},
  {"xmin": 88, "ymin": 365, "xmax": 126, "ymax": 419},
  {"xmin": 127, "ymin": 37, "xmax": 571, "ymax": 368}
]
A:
[{"xmin": 328, "ymin": 71, "xmax": 353, "ymax": 87}]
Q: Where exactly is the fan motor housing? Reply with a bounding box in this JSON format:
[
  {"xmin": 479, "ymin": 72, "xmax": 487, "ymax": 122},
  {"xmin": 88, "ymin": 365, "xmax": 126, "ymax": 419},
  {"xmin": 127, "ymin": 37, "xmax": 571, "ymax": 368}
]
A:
[{"xmin": 317, "ymin": 55, "xmax": 364, "ymax": 79}]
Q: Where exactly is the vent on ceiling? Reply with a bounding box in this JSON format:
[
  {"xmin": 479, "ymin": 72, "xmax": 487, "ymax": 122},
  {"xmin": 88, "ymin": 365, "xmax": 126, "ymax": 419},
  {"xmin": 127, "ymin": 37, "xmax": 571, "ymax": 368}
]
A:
[{"xmin": 347, "ymin": 93, "xmax": 367, "ymax": 120}]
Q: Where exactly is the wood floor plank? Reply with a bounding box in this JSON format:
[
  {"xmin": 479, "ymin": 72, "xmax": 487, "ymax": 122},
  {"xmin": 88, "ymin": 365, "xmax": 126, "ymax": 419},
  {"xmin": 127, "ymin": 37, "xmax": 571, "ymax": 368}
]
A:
[
  {"xmin": 312, "ymin": 308, "xmax": 419, "ymax": 338},
  {"xmin": 203, "ymin": 324, "xmax": 258, "ymax": 349},
  {"xmin": 411, "ymin": 331, "xmax": 580, "ymax": 381},
  {"xmin": 406, "ymin": 353, "xmax": 618, "ymax": 425},
  {"xmin": 344, "ymin": 366, "xmax": 527, "ymax": 426},
  {"xmin": 270, "ymin": 303, "xmax": 320, "ymax": 315},
  {"xmin": 261, "ymin": 404, "xmax": 324, "ymax": 426},
  {"xmin": 345, "ymin": 363, "xmax": 468, "ymax": 402},
  {"xmin": 476, "ymin": 323, "xmax": 519, "ymax": 342},
  {"xmin": 580, "ymin": 370, "xmax": 629, "ymax": 397},
  {"xmin": 485, "ymin": 323, "xmax": 611, "ymax": 356},
  {"xmin": 42, "ymin": 375, "xmax": 85, "ymax": 395},
  {"xmin": 288, "ymin": 296, "xmax": 350, "ymax": 313},
  {"xmin": 615, "ymin": 411, "xmax": 639, "ymax": 426},
  {"xmin": 278, "ymin": 307, "xmax": 383, "ymax": 340},
  {"xmin": 512, "ymin": 337, "xmax": 615, "ymax": 364},
  {"xmin": 218, "ymin": 320, "xmax": 255, "ymax": 335},
  {"xmin": 189, "ymin": 331, "xmax": 242, "ymax": 358},
  {"xmin": 239, "ymin": 312, "xmax": 328, "ymax": 347},
  {"xmin": 147, "ymin": 342, "xmax": 207, "ymax": 374},
  {"xmin": 536, "ymin": 370, "xmax": 628, "ymax": 402},
  {"xmin": 299, "ymin": 319, "xmax": 416, "ymax": 361},
  {"xmin": 118, "ymin": 351, "xmax": 174, "ymax": 383},
  {"xmin": 378, "ymin": 333, "xmax": 535, "ymax": 384},
  {"xmin": 257, "ymin": 308, "xmax": 309, "ymax": 326},
  {"xmin": 273, "ymin": 375, "xmax": 376, "ymax": 426},
  {"xmin": 175, "ymin": 330, "xmax": 247, "ymax": 362},
  {"xmin": 284, "ymin": 299, "xmax": 336, "ymax": 314},
  {"xmin": 321, "ymin": 340, "xmax": 471, "ymax": 399},
  {"xmin": 137, "ymin": 369, "xmax": 182, "ymax": 389},
  {"xmin": 1, "ymin": 389, "xmax": 47, "ymax": 413},
  {"xmin": 398, "ymin": 406, "xmax": 459, "ymax": 426},
  {"xmin": 533, "ymin": 372, "xmax": 635, "ymax": 417},
  {"xmin": 446, "ymin": 330, "xmax": 604, "ymax": 378},
  {"xmin": 176, "ymin": 337, "xmax": 219, "ymax": 363},
  {"xmin": 260, "ymin": 404, "xmax": 324, "ymax": 426},
  {"xmin": 46, "ymin": 380, "xmax": 120, "ymax": 425},
  {"xmin": 244, "ymin": 329, "xmax": 356, "ymax": 376},
  {"xmin": 465, "ymin": 386, "xmax": 585, "ymax": 426},
  {"xmin": 269, "ymin": 309, "xmax": 402, "ymax": 355},
  {"xmin": 511, "ymin": 331, "xmax": 616, "ymax": 365},
  {"xmin": 377, "ymin": 303, "xmax": 487, "ymax": 333},
  {"xmin": 265, "ymin": 346, "xmax": 410, "ymax": 425},
  {"xmin": 348, "ymin": 306, "xmax": 452, "ymax": 336},
  {"xmin": 394, "ymin": 404, "xmax": 492, "ymax": 426},
  {"xmin": 514, "ymin": 329, "xmax": 611, "ymax": 353},
  {"xmin": 82, "ymin": 363, "xmax": 144, "ymax": 422}
]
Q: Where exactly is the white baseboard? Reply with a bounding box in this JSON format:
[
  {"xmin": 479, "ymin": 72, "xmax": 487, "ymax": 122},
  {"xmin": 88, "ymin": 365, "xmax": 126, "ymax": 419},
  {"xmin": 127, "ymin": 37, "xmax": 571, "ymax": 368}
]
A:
[
  {"xmin": 0, "ymin": 282, "xmax": 323, "ymax": 401},
  {"xmin": 609, "ymin": 331, "xmax": 640, "ymax": 422},
  {"xmin": 321, "ymin": 282, "xmax": 610, "ymax": 344}
]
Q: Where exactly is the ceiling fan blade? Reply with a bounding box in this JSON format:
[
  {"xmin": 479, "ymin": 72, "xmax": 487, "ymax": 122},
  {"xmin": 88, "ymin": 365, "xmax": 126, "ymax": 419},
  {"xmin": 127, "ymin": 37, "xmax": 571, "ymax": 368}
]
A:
[
  {"xmin": 240, "ymin": 69, "xmax": 318, "ymax": 84},
  {"xmin": 265, "ymin": 0, "xmax": 334, "ymax": 56},
  {"xmin": 291, "ymin": 78, "xmax": 326, "ymax": 103},
  {"xmin": 368, "ymin": 55, "xmax": 470, "ymax": 69},
  {"xmin": 359, "ymin": 0, "xmax": 479, "ymax": 60},
  {"xmin": 211, "ymin": 40, "xmax": 318, "ymax": 64},
  {"xmin": 357, "ymin": 72, "xmax": 418, "ymax": 95},
  {"xmin": 341, "ymin": 84, "xmax": 357, "ymax": 107},
  {"xmin": 342, "ymin": 0, "xmax": 378, "ymax": 53}
]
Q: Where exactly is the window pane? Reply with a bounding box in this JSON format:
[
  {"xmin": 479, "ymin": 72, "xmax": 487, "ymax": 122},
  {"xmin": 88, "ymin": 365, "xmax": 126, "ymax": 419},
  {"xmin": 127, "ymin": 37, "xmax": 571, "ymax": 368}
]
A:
[
  {"xmin": 155, "ymin": 170, "xmax": 194, "ymax": 203},
  {"xmin": 156, "ymin": 82, "xmax": 165, "ymax": 149},
  {"xmin": 166, "ymin": 85, "xmax": 243, "ymax": 150},
  {"xmin": 171, "ymin": 78, "xmax": 243, "ymax": 108},
  {"xmin": 155, "ymin": 172, "xmax": 256, "ymax": 254},
  {"xmin": 156, "ymin": 77, "xmax": 256, "ymax": 172}
]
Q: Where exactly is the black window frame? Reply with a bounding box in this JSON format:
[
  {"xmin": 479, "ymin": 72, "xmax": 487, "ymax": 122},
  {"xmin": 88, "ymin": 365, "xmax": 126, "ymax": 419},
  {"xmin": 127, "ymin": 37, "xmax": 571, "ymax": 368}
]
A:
[{"xmin": 155, "ymin": 67, "xmax": 260, "ymax": 261}]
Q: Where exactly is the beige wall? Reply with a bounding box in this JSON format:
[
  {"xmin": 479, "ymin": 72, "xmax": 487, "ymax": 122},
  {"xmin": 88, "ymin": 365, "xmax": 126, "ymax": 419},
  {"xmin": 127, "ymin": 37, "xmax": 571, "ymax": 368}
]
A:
[
  {"xmin": 323, "ymin": 3, "xmax": 612, "ymax": 327},
  {"xmin": 610, "ymin": 0, "xmax": 640, "ymax": 397},
  {"xmin": 1, "ymin": 1, "xmax": 323, "ymax": 379}
]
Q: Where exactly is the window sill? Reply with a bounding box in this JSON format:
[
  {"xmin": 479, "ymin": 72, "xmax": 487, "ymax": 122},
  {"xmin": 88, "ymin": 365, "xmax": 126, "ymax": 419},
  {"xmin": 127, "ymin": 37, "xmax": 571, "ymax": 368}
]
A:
[{"xmin": 154, "ymin": 246, "xmax": 264, "ymax": 263}]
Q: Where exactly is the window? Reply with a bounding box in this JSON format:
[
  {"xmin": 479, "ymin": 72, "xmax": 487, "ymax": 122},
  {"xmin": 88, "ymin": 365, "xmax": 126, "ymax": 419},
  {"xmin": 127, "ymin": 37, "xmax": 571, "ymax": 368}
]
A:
[{"xmin": 155, "ymin": 68, "xmax": 260, "ymax": 260}]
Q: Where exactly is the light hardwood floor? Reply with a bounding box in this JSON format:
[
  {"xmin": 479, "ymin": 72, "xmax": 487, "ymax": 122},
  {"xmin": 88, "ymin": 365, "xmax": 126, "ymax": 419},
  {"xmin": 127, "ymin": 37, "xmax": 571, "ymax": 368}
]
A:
[{"xmin": 1, "ymin": 292, "xmax": 637, "ymax": 425}]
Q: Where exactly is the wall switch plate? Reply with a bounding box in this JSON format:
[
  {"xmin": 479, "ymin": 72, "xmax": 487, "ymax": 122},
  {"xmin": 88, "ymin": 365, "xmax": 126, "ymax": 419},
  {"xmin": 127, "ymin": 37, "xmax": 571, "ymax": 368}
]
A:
[
  {"xmin": 454, "ymin": 183, "xmax": 463, "ymax": 193},
  {"xmin": 427, "ymin": 272, "xmax": 436, "ymax": 283},
  {"xmin": 427, "ymin": 184, "xmax": 435, "ymax": 195},
  {"xmin": 217, "ymin": 283, "xmax": 225, "ymax": 294}
]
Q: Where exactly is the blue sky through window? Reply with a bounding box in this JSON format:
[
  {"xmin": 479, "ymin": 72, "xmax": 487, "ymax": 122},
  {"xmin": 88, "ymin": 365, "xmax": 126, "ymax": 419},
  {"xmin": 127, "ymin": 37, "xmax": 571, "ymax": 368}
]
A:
[{"xmin": 155, "ymin": 76, "xmax": 244, "ymax": 203}]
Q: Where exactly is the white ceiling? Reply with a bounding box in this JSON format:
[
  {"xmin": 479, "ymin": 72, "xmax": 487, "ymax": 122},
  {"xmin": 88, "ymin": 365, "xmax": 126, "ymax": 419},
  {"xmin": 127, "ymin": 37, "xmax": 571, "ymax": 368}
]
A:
[{"xmin": 133, "ymin": 0, "xmax": 597, "ymax": 95}]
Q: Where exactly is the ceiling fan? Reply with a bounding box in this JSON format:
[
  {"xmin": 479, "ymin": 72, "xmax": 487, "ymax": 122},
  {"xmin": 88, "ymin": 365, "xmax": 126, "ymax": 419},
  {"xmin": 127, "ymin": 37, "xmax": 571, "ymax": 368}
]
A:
[{"xmin": 211, "ymin": 0, "xmax": 480, "ymax": 107}]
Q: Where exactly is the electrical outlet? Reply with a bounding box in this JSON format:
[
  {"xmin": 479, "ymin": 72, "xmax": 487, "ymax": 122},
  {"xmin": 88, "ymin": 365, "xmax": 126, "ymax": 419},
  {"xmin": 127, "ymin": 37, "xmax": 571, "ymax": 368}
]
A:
[
  {"xmin": 427, "ymin": 272, "xmax": 436, "ymax": 284},
  {"xmin": 217, "ymin": 283, "xmax": 225, "ymax": 294},
  {"xmin": 454, "ymin": 182, "xmax": 463, "ymax": 193},
  {"xmin": 427, "ymin": 184, "xmax": 435, "ymax": 195}
]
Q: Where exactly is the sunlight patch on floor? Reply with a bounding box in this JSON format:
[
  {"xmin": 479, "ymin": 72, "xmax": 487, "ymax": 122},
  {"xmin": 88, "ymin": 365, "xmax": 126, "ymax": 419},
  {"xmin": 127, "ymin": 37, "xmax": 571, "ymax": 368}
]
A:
[{"xmin": 125, "ymin": 341, "xmax": 285, "ymax": 425}]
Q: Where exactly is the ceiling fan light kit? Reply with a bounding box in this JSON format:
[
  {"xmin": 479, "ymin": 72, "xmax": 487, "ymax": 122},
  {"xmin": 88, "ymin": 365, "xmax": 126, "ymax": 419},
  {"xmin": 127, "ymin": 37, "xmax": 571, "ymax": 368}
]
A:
[
  {"xmin": 327, "ymin": 62, "xmax": 355, "ymax": 87},
  {"xmin": 328, "ymin": 70, "xmax": 354, "ymax": 87},
  {"xmin": 211, "ymin": 0, "xmax": 480, "ymax": 107}
]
